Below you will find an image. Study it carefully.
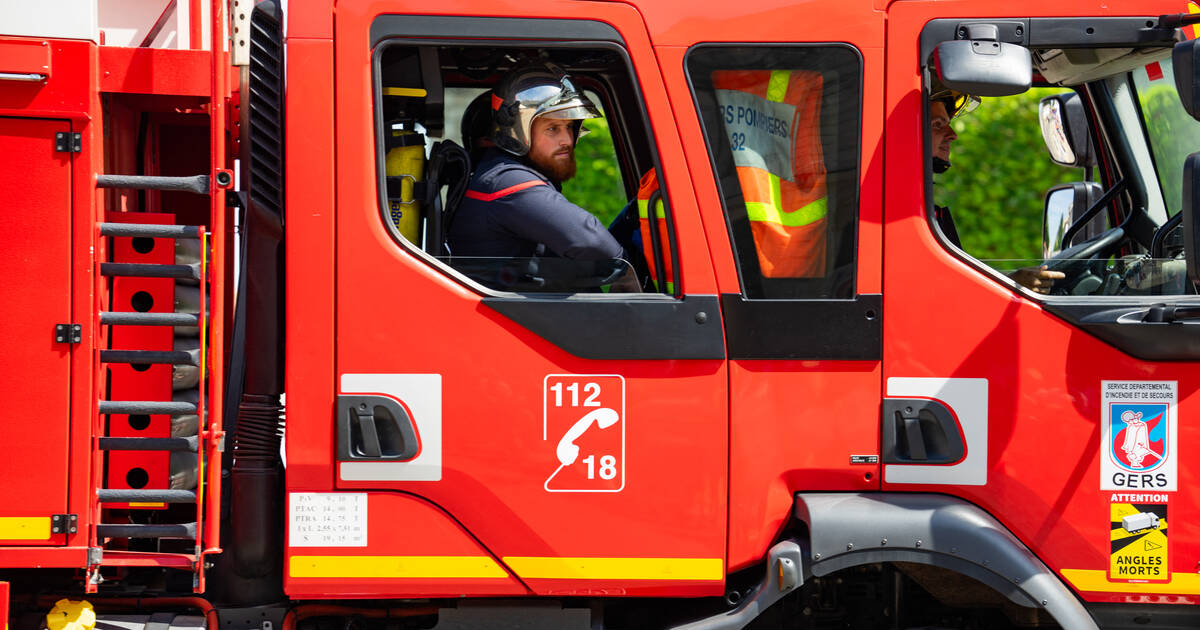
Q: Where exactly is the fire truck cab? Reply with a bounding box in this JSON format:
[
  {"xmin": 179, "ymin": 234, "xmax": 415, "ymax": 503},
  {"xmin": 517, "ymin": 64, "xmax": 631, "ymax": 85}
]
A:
[{"xmin": 1, "ymin": 0, "xmax": 1200, "ymax": 628}]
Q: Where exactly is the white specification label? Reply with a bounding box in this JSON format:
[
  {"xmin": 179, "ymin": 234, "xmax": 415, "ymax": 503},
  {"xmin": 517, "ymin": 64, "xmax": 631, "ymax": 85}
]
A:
[{"xmin": 289, "ymin": 492, "xmax": 367, "ymax": 547}]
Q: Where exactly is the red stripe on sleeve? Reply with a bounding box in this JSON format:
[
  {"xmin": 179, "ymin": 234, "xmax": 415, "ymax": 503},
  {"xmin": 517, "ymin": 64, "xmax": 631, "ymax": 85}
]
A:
[{"xmin": 464, "ymin": 179, "xmax": 548, "ymax": 201}]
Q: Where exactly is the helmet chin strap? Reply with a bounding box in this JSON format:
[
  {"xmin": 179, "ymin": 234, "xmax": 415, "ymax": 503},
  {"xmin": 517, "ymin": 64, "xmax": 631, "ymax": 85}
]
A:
[{"xmin": 932, "ymin": 157, "xmax": 952, "ymax": 174}]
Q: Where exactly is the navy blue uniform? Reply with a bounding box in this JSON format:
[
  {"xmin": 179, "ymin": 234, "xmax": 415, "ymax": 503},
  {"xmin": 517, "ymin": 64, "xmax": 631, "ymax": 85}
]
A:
[{"xmin": 448, "ymin": 149, "xmax": 624, "ymax": 261}]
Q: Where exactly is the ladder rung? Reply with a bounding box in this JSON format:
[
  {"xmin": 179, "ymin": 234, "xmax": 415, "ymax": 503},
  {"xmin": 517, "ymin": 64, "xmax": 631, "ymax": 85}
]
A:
[
  {"xmin": 101, "ymin": 312, "xmax": 201, "ymax": 327},
  {"xmin": 98, "ymin": 489, "xmax": 196, "ymax": 504},
  {"xmin": 99, "ymin": 223, "xmax": 205, "ymax": 239},
  {"xmin": 96, "ymin": 523, "xmax": 197, "ymax": 539},
  {"xmin": 98, "ymin": 436, "xmax": 198, "ymax": 452},
  {"xmin": 100, "ymin": 401, "xmax": 197, "ymax": 415},
  {"xmin": 101, "ymin": 262, "xmax": 200, "ymax": 280},
  {"xmin": 97, "ymin": 174, "xmax": 210, "ymax": 195},
  {"xmin": 101, "ymin": 350, "xmax": 198, "ymax": 366}
]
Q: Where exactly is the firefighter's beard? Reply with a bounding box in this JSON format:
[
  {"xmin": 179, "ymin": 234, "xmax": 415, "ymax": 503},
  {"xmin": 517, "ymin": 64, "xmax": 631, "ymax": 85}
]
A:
[{"xmin": 529, "ymin": 147, "xmax": 577, "ymax": 184}]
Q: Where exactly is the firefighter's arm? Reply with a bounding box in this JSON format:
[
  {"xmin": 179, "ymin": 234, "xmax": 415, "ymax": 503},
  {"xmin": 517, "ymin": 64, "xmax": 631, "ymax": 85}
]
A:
[{"xmin": 498, "ymin": 185, "xmax": 626, "ymax": 261}]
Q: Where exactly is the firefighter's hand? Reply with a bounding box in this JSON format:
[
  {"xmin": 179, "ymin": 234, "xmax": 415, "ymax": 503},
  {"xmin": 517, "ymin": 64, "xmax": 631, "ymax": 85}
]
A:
[
  {"xmin": 1011, "ymin": 265, "xmax": 1066, "ymax": 294},
  {"xmin": 609, "ymin": 267, "xmax": 642, "ymax": 293}
]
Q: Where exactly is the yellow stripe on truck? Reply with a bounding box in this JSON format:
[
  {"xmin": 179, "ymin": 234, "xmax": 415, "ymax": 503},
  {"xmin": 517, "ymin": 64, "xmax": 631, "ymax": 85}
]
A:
[
  {"xmin": 289, "ymin": 555, "xmax": 508, "ymax": 579},
  {"xmin": 503, "ymin": 556, "xmax": 723, "ymax": 581},
  {"xmin": 0, "ymin": 517, "xmax": 51, "ymax": 540},
  {"xmin": 1061, "ymin": 569, "xmax": 1200, "ymax": 594}
]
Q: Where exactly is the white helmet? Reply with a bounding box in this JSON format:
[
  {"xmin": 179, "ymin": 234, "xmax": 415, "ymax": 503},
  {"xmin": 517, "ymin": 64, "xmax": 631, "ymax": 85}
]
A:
[{"xmin": 491, "ymin": 61, "xmax": 601, "ymax": 156}]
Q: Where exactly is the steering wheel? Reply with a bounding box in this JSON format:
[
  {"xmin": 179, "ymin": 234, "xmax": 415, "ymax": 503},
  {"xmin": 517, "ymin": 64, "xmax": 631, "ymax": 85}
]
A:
[{"xmin": 1043, "ymin": 226, "xmax": 1126, "ymax": 293}]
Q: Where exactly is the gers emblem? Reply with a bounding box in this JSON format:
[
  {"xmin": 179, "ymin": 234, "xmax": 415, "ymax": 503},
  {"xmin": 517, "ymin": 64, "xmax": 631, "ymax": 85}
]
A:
[{"xmin": 1109, "ymin": 403, "xmax": 1168, "ymax": 472}]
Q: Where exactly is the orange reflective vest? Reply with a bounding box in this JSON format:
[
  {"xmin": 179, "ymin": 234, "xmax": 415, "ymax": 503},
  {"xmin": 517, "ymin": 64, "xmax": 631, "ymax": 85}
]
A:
[
  {"xmin": 712, "ymin": 69, "xmax": 827, "ymax": 278},
  {"xmin": 636, "ymin": 170, "xmax": 674, "ymax": 293}
]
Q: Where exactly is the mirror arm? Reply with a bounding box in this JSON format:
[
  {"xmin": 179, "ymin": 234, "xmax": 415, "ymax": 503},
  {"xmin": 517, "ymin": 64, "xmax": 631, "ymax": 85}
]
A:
[
  {"xmin": 1062, "ymin": 178, "xmax": 1126, "ymax": 249},
  {"xmin": 1151, "ymin": 212, "xmax": 1184, "ymax": 259}
]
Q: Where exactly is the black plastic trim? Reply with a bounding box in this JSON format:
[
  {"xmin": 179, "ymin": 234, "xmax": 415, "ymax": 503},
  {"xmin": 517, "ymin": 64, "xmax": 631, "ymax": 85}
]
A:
[
  {"xmin": 881, "ymin": 398, "xmax": 965, "ymax": 464},
  {"xmin": 370, "ymin": 16, "xmax": 622, "ymax": 47},
  {"xmin": 482, "ymin": 295, "xmax": 724, "ymax": 360},
  {"xmin": 919, "ymin": 17, "xmax": 1174, "ymax": 62},
  {"xmin": 721, "ymin": 293, "xmax": 881, "ymax": 360},
  {"xmin": 1042, "ymin": 299, "xmax": 1200, "ymax": 361}
]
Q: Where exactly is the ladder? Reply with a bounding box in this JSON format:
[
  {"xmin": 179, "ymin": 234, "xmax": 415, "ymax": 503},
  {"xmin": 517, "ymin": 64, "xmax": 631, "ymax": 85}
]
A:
[{"xmin": 88, "ymin": 0, "xmax": 231, "ymax": 594}]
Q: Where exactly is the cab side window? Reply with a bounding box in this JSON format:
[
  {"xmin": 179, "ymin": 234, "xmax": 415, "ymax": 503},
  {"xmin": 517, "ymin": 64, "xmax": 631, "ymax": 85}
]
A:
[
  {"xmin": 687, "ymin": 46, "xmax": 862, "ymax": 299},
  {"xmin": 374, "ymin": 44, "xmax": 676, "ymax": 296}
]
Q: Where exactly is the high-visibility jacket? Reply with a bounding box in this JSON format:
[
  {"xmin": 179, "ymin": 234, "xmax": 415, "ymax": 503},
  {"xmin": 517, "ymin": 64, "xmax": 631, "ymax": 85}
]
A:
[
  {"xmin": 636, "ymin": 170, "xmax": 674, "ymax": 293},
  {"xmin": 712, "ymin": 69, "xmax": 827, "ymax": 278}
]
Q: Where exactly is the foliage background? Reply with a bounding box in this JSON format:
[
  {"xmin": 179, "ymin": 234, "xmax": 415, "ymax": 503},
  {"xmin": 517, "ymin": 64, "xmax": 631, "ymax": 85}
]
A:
[
  {"xmin": 563, "ymin": 116, "xmax": 627, "ymax": 227},
  {"xmin": 934, "ymin": 87, "xmax": 1084, "ymax": 266}
]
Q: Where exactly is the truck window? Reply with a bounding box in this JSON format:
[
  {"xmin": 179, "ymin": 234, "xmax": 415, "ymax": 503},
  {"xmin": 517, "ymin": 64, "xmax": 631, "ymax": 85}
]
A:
[
  {"xmin": 373, "ymin": 44, "xmax": 675, "ymax": 296},
  {"xmin": 1133, "ymin": 58, "xmax": 1200, "ymax": 217},
  {"xmin": 686, "ymin": 45, "xmax": 862, "ymax": 299},
  {"xmin": 925, "ymin": 41, "xmax": 1194, "ymax": 298}
]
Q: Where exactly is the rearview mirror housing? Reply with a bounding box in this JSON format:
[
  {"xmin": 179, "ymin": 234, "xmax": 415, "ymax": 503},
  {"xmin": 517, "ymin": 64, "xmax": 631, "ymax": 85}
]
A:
[
  {"xmin": 934, "ymin": 39, "xmax": 1032, "ymax": 97},
  {"xmin": 1182, "ymin": 152, "xmax": 1200, "ymax": 283},
  {"xmin": 1173, "ymin": 38, "xmax": 1200, "ymax": 122},
  {"xmin": 1044, "ymin": 181, "xmax": 1103, "ymax": 257},
  {"xmin": 1039, "ymin": 92, "xmax": 1095, "ymax": 168}
]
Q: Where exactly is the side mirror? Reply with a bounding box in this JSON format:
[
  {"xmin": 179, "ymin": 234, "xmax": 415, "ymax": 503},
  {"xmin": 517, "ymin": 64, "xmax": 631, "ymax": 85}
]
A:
[
  {"xmin": 1044, "ymin": 181, "xmax": 1103, "ymax": 257},
  {"xmin": 1039, "ymin": 93, "xmax": 1096, "ymax": 168},
  {"xmin": 1182, "ymin": 152, "xmax": 1200, "ymax": 283},
  {"xmin": 934, "ymin": 39, "xmax": 1032, "ymax": 97},
  {"xmin": 1173, "ymin": 38, "xmax": 1200, "ymax": 122}
]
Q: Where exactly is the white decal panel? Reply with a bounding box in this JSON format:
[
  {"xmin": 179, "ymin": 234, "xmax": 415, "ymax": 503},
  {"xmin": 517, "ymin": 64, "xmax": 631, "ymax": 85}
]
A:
[
  {"xmin": 1101, "ymin": 380, "xmax": 1176, "ymax": 491},
  {"xmin": 884, "ymin": 377, "xmax": 988, "ymax": 486},
  {"xmin": 543, "ymin": 374, "xmax": 625, "ymax": 493},
  {"xmin": 339, "ymin": 373, "xmax": 442, "ymax": 481}
]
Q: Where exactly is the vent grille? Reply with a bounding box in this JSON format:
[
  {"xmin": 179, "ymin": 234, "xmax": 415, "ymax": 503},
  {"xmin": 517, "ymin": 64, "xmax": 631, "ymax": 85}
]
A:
[{"xmin": 248, "ymin": 1, "xmax": 285, "ymax": 218}]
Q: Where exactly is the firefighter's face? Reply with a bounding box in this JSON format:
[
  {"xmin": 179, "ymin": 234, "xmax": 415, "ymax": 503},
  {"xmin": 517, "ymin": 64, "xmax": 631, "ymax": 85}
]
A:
[
  {"xmin": 930, "ymin": 101, "xmax": 957, "ymax": 162},
  {"xmin": 528, "ymin": 116, "xmax": 577, "ymax": 183}
]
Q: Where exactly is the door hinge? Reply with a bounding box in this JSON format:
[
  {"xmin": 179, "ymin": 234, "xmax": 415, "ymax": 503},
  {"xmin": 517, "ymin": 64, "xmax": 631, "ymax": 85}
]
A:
[
  {"xmin": 55, "ymin": 323, "xmax": 81, "ymax": 344},
  {"xmin": 51, "ymin": 514, "xmax": 78, "ymax": 534},
  {"xmin": 54, "ymin": 132, "xmax": 81, "ymax": 153}
]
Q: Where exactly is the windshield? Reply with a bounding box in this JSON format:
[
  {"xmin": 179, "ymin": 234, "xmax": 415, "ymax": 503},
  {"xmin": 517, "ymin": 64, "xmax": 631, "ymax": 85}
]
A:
[{"xmin": 1133, "ymin": 57, "xmax": 1200, "ymax": 216}]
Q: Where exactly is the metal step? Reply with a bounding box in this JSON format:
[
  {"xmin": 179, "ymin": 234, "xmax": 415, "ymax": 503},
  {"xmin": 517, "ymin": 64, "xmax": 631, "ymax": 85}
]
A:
[
  {"xmin": 98, "ymin": 489, "xmax": 196, "ymax": 504},
  {"xmin": 98, "ymin": 436, "xmax": 198, "ymax": 452},
  {"xmin": 101, "ymin": 350, "xmax": 198, "ymax": 366},
  {"xmin": 96, "ymin": 523, "xmax": 197, "ymax": 539},
  {"xmin": 96, "ymin": 174, "xmax": 210, "ymax": 195},
  {"xmin": 99, "ymin": 223, "xmax": 204, "ymax": 239},
  {"xmin": 100, "ymin": 312, "xmax": 201, "ymax": 327},
  {"xmin": 99, "ymin": 401, "xmax": 197, "ymax": 416},
  {"xmin": 101, "ymin": 262, "xmax": 201, "ymax": 281}
]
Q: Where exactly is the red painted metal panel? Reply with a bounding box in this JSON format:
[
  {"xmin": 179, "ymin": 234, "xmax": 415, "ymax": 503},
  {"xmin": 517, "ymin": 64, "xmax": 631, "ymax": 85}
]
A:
[
  {"xmin": 0, "ymin": 580, "xmax": 7, "ymax": 630},
  {"xmin": 104, "ymin": 213, "xmax": 176, "ymax": 509},
  {"xmin": 0, "ymin": 547, "xmax": 89, "ymax": 568},
  {"xmin": 0, "ymin": 39, "xmax": 90, "ymax": 120},
  {"xmin": 0, "ymin": 39, "xmax": 51, "ymax": 76},
  {"xmin": 0, "ymin": 117, "xmax": 72, "ymax": 546},
  {"xmin": 98, "ymin": 48, "xmax": 213, "ymax": 97}
]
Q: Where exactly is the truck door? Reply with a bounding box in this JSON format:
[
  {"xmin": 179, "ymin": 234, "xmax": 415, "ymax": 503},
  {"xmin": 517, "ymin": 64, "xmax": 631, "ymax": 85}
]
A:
[
  {"xmin": 666, "ymin": 30, "xmax": 885, "ymax": 570},
  {"xmin": 314, "ymin": 1, "xmax": 728, "ymax": 598},
  {"xmin": 884, "ymin": 1, "xmax": 1198, "ymax": 598},
  {"xmin": 0, "ymin": 117, "xmax": 72, "ymax": 545}
]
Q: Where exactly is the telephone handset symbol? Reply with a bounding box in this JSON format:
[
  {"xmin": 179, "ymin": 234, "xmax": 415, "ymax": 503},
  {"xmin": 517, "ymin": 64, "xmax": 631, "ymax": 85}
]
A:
[{"xmin": 556, "ymin": 407, "xmax": 619, "ymax": 466}]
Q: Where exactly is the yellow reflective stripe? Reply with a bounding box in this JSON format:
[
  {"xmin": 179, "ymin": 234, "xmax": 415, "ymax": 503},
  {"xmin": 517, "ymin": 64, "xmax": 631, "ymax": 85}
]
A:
[
  {"xmin": 746, "ymin": 197, "xmax": 827, "ymax": 227},
  {"xmin": 767, "ymin": 70, "xmax": 791, "ymax": 103},
  {"xmin": 769, "ymin": 173, "xmax": 783, "ymax": 209},
  {"xmin": 503, "ymin": 556, "xmax": 723, "ymax": 581},
  {"xmin": 0, "ymin": 517, "xmax": 51, "ymax": 540},
  {"xmin": 289, "ymin": 555, "xmax": 508, "ymax": 579},
  {"xmin": 1061, "ymin": 569, "xmax": 1200, "ymax": 595},
  {"xmin": 636, "ymin": 199, "xmax": 666, "ymax": 219}
]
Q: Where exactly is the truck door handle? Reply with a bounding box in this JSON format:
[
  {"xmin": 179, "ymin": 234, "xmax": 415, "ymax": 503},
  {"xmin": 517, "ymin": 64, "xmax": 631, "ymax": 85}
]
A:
[
  {"xmin": 336, "ymin": 394, "xmax": 420, "ymax": 461},
  {"xmin": 881, "ymin": 398, "xmax": 964, "ymax": 465}
]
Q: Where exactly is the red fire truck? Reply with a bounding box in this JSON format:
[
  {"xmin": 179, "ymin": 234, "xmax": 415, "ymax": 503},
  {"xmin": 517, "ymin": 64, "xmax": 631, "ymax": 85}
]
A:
[{"xmin": 2, "ymin": 0, "xmax": 1200, "ymax": 627}]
